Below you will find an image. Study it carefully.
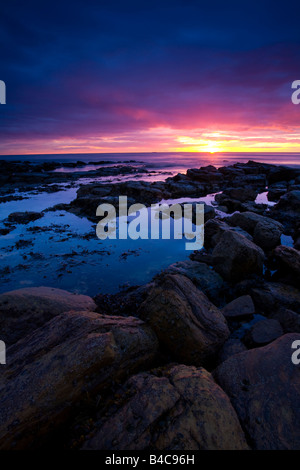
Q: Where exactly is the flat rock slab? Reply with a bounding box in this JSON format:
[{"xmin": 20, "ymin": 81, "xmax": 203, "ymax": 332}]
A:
[
  {"xmin": 83, "ymin": 364, "xmax": 249, "ymax": 450},
  {"xmin": 272, "ymin": 308, "xmax": 300, "ymax": 334},
  {"xmin": 138, "ymin": 273, "xmax": 229, "ymax": 366},
  {"xmin": 204, "ymin": 218, "xmax": 253, "ymax": 249},
  {"xmin": 212, "ymin": 231, "xmax": 265, "ymax": 282},
  {"xmin": 7, "ymin": 211, "xmax": 44, "ymax": 224},
  {"xmin": 0, "ymin": 311, "xmax": 158, "ymax": 449},
  {"xmin": 274, "ymin": 245, "xmax": 300, "ymax": 276},
  {"xmin": 244, "ymin": 318, "xmax": 284, "ymax": 347},
  {"xmin": 228, "ymin": 211, "xmax": 283, "ymax": 250},
  {"xmin": 251, "ymin": 282, "xmax": 300, "ymax": 315},
  {"xmin": 221, "ymin": 295, "xmax": 255, "ymax": 320},
  {"xmin": 0, "ymin": 286, "xmax": 97, "ymax": 345},
  {"xmin": 217, "ymin": 338, "xmax": 247, "ymax": 365},
  {"xmin": 214, "ymin": 333, "xmax": 300, "ymax": 450},
  {"xmin": 163, "ymin": 260, "xmax": 225, "ymax": 303}
]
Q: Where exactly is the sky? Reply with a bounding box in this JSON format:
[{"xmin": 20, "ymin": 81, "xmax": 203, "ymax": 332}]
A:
[{"xmin": 0, "ymin": 0, "xmax": 300, "ymax": 155}]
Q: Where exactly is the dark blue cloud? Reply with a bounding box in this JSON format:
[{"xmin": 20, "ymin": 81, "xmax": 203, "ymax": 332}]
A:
[{"xmin": 1, "ymin": 1, "xmax": 300, "ymax": 146}]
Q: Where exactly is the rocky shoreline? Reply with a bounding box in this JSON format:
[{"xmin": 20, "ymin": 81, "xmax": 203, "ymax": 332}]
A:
[
  {"xmin": 0, "ymin": 160, "xmax": 300, "ymax": 450},
  {"xmin": 0, "ymin": 159, "xmax": 168, "ymax": 201}
]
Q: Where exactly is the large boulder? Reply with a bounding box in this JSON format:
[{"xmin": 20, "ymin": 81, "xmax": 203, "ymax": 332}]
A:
[
  {"xmin": 7, "ymin": 211, "xmax": 44, "ymax": 224},
  {"xmin": 186, "ymin": 166, "xmax": 224, "ymax": 185},
  {"xmin": 68, "ymin": 181, "xmax": 169, "ymax": 220},
  {"xmin": 274, "ymin": 245, "xmax": 300, "ymax": 276},
  {"xmin": 163, "ymin": 260, "xmax": 225, "ymax": 303},
  {"xmin": 0, "ymin": 311, "xmax": 158, "ymax": 449},
  {"xmin": 268, "ymin": 166, "xmax": 300, "ymax": 185},
  {"xmin": 275, "ymin": 190, "xmax": 300, "ymax": 213},
  {"xmin": 0, "ymin": 286, "xmax": 97, "ymax": 345},
  {"xmin": 217, "ymin": 338, "xmax": 247, "ymax": 364},
  {"xmin": 214, "ymin": 334, "xmax": 300, "ymax": 450},
  {"xmin": 222, "ymin": 187, "xmax": 258, "ymax": 203},
  {"xmin": 271, "ymin": 190, "xmax": 300, "ymax": 229},
  {"xmin": 228, "ymin": 211, "xmax": 272, "ymax": 232},
  {"xmin": 138, "ymin": 274, "xmax": 230, "ymax": 365},
  {"xmin": 93, "ymin": 282, "xmax": 153, "ymax": 317},
  {"xmin": 271, "ymin": 308, "xmax": 300, "ymax": 334},
  {"xmin": 251, "ymin": 282, "xmax": 300, "ymax": 315},
  {"xmin": 228, "ymin": 211, "xmax": 283, "ymax": 250},
  {"xmin": 253, "ymin": 220, "xmax": 283, "ymax": 250},
  {"xmin": 230, "ymin": 174, "xmax": 266, "ymax": 189},
  {"xmin": 214, "ymin": 193, "xmax": 244, "ymax": 213},
  {"xmin": 204, "ymin": 218, "xmax": 253, "ymax": 249},
  {"xmin": 221, "ymin": 295, "xmax": 255, "ymax": 321},
  {"xmin": 293, "ymin": 223, "xmax": 300, "ymax": 250},
  {"xmin": 244, "ymin": 318, "xmax": 283, "ymax": 348},
  {"xmin": 215, "ymin": 187, "xmax": 261, "ymax": 212},
  {"xmin": 165, "ymin": 175, "xmax": 206, "ymax": 198},
  {"xmin": 212, "ymin": 231, "xmax": 265, "ymax": 282},
  {"xmin": 83, "ymin": 364, "xmax": 249, "ymax": 450},
  {"xmin": 267, "ymin": 183, "xmax": 287, "ymax": 202}
]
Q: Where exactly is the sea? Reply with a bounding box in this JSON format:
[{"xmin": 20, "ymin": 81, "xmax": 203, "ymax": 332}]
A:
[
  {"xmin": 0, "ymin": 152, "xmax": 298, "ymax": 296},
  {"xmin": 1, "ymin": 151, "xmax": 300, "ymax": 170}
]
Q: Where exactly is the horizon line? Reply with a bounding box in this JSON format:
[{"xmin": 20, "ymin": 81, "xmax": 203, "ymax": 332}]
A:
[{"xmin": 1, "ymin": 150, "xmax": 300, "ymax": 157}]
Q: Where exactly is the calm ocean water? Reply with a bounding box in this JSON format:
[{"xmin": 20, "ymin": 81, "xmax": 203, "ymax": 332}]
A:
[
  {"xmin": 0, "ymin": 151, "xmax": 298, "ymax": 296},
  {"xmin": 1, "ymin": 152, "xmax": 300, "ymax": 171}
]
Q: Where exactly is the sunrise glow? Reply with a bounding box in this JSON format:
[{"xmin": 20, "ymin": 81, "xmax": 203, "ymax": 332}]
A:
[{"xmin": 1, "ymin": 2, "xmax": 300, "ymax": 157}]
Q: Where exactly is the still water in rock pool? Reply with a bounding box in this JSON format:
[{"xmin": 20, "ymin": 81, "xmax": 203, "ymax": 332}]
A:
[
  {"xmin": 0, "ymin": 180, "xmax": 293, "ymax": 296},
  {"xmin": 0, "ymin": 186, "xmax": 212, "ymax": 295}
]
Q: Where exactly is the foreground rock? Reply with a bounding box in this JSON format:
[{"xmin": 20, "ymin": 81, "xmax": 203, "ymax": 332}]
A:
[
  {"xmin": 214, "ymin": 185, "xmax": 262, "ymax": 213},
  {"xmin": 163, "ymin": 260, "xmax": 225, "ymax": 304},
  {"xmin": 228, "ymin": 211, "xmax": 283, "ymax": 250},
  {"xmin": 66, "ymin": 181, "xmax": 168, "ymax": 220},
  {"xmin": 94, "ymin": 283, "xmax": 153, "ymax": 317},
  {"xmin": 0, "ymin": 311, "xmax": 158, "ymax": 449},
  {"xmin": 214, "ymin": 334, "xmax": 300, "ymax": 449},
  {"xmin": 294, "ymin": 223, "xmax": 300, "ymax": 250},
  {"xmin": 221, "ymin": 295, "xmax": 255, "ymax": 321},
  {"xmin": 217, "ymin": 338, "xmax": 247, "ymax": 364},
  {"xmin": 267, "ymin": 183, "xmax": 287, "ymax": 202},
  {"xmin": 212, "ymin": 231, "xmax": 265, "ymax": 282},
  {"xmin": 220, "ymin": 186, "xmax": 259, "ymax": 203},
  {"xmin": 0, "ymin": 286, "xmax": 97, "ymax": 345},
  {"xmin": 228, "ymin": 211, "xmax": 270, "ymax": 233},
  {"xmin": 272, "ymin": 308, "xmax": 300, "ymax": 334},
  {"xmin": 274, "ymin": 190, "xmax": 300, "ymax": 213},
  {"xmin": 267, "ymin": 165, "xmax": 300, "ymax": 185},
  {"xmin": 251, "ymin": 282, "xmax": 300, "ymax": 315},
  {"xmin": 165, "ymin": 173, "xmax": 207, "ymax": 198},
  {"xmin": 271, "ymin": 190, "xmax": 300, "ymax": 230},
  {"xmin": 83, "ymin": 364, "xmax": 249, "ymax": 450},
  {"xmin": 138, "ymin": 274, "xmax": 229, "ymax": 365},
  {"xmin": 204, "ymin": 218, "xmax": 253, "ymax": 250},
  {"xmin": 274, "ymin": 245, "xmax": 300, "ymax": 277},
  {"xmin": 253, "ymin": 219, "xmax": 283, "ymax": 250},
  {"xmin": 7, "ymin": 211, "xmax": 44, "ymax": 224},
  {"xmin": 244, "ymin": 318, "xmax": 283, "ymax": 348},
  {"xmin": 0, "ymin": 160, "xmax": 152, "ymax": 192}
]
